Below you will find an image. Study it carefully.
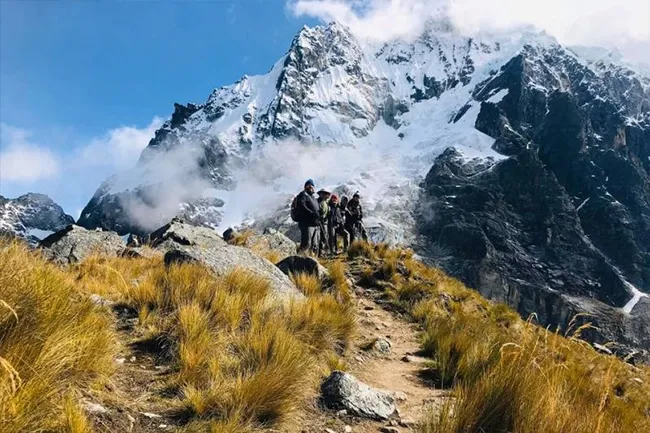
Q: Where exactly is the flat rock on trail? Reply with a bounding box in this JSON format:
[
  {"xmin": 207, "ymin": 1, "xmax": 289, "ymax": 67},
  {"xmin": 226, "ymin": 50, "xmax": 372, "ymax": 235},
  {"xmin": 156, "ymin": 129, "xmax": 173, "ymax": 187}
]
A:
[{"xmin": 291, "ymin": 283, "xmax": 449, "ymax": 433}]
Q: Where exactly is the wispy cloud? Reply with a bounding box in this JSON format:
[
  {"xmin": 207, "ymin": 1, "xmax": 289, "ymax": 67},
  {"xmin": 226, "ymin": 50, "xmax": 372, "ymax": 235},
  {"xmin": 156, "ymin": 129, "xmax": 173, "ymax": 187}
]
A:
[
  {"xmin": 290, "ymin": 0, "xmax": 650, "ymax": 63},
  {"xmin": 0, "ymin": 123, "xmax": 60, "ymax": 183},
  {"xmin": 0, "ymin": 118, "xmax": 163, "ymax": 214},
  {"xmin": 77, "ymin": 117, "xmax": 163, "ymax": 169}
]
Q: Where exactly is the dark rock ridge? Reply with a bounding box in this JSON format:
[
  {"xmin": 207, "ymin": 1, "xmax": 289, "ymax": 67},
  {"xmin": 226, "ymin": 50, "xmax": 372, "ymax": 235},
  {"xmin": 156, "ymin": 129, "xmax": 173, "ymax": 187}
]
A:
[
  {"xmin": 418, "ymin": 44, "xmax": 650, "ymax": 357},
  {"xmin": 0, "ymin": 193, "xmax": 75, "ymax": 245}
]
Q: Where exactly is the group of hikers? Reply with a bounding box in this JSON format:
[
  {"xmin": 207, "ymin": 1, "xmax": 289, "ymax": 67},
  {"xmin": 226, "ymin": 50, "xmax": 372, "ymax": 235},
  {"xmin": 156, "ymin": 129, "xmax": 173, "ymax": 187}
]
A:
[{"xmin": 291, "ymin": 178, "xmax": 368, "ymax": 256}]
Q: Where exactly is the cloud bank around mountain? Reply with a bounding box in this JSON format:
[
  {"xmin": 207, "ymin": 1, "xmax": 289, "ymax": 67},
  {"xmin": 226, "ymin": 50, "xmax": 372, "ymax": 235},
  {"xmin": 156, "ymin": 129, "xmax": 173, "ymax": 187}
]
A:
[{"xmin": 291, "ymin": 0, "xmax": 650, "ymax": 64}]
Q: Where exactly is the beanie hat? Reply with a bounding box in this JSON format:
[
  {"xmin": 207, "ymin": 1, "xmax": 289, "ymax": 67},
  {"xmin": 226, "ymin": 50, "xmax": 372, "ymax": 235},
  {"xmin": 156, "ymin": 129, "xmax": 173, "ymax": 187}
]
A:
[
  {"xmin": 330, "ymin": 194, "xmax": 339, "ymax": 202},
  {"xmin": 305, "ymin": 179, "xmax": 315, "ymax": 187}
]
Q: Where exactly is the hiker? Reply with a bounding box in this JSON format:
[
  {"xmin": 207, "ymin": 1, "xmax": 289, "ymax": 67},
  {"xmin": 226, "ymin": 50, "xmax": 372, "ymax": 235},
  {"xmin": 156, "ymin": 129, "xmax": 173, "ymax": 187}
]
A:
[
  {"xmin": 345, "ymin": 192, "xmax": 368, "ymax": 244},
  {"xmin": 317, "ymin": 189, "xmax": 331, "ymax": 256},
  {"xmin": 328, "ymin": 194, "xmax": 349, "ymax": 254},
  {"xmin": 292, "ymin": 179, "xmax": 320, "ymax": 254}
]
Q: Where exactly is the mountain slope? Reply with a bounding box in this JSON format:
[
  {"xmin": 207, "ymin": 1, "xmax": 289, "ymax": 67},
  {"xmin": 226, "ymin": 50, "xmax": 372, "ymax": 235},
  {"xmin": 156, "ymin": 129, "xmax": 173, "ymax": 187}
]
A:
[
  {"xmin": 77, "ymin": 20, "xmax": 650, "ymax": 353},
  {"xmin": 0, "ymin": 193, "xmax": 75, "ymax": 245}
]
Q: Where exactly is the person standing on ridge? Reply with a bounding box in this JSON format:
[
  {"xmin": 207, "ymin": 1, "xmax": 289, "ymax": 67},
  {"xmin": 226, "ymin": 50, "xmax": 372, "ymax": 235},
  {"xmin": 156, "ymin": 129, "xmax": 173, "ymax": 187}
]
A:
[
  {"xmin": 291, "ymin": 179, "xmax": 320, "ymax": 254},
  {"xmin": 317, "ymin": 189, "xmax": 331, "ymax": 256},
  {"xmin": 328, "ymin": 194, "xmax": 349, "ymax": 254},
  {"xmin": 345, "ymin": 192, "xmax": 368, "ymax": 243}
]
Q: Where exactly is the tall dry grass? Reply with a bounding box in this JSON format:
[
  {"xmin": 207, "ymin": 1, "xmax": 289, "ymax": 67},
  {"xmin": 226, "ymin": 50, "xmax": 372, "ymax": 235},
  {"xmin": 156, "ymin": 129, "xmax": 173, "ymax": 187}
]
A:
[
  {"xmin": 0, "ymin": 241, "xmax": 116, "ymax": 433},
  {"xmin": 347, "ymin": 242, "xmax": 650, "ymax": 433}
]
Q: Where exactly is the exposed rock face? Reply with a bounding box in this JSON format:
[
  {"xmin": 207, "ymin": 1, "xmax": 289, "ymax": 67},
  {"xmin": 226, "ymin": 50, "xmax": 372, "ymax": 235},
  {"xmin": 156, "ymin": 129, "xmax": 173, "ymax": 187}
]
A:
[
  {"xmin": 0, "ymin": 193, "xmax": 75, "ymax": 245},
  {"xmin": 148, "ymin": 218, "xmax": 227, "ymax": 250},
  {"xmin": 321, "ymin": 371, "xmax": 396, "ymax": 420},
  {"xmin": 39, "ymin": 225, "xmax": 125, "ymax": 264},
  {"xmin": 418, "ymin": 43, "xmax": 650, "ymax": 355}
]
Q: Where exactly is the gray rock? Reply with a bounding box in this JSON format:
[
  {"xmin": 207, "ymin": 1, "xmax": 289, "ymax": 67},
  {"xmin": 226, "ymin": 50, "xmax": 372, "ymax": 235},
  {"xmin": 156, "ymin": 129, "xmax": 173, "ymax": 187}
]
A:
[
  {"xmin": 244, "ymin": 228, "xmax": 297, "ymax": 261},
  {"xmin": 277, "ymin": 255, "xmax": 329, "ymax": 279},
  {"xmin": 321, "ymin": 371, "xmax": 396, "ymax": 420},
  {"xmin": 154, "ymin": 220, "xmax": 303, "ymax": 301},
  {"xmin": 164, "ymin": 246, "xmax": 302, "ymax": 300},
  {"xmin": 39, "ymin": 225, "xmax": 125, "ymax": 264},
  {"xmin": 149, "ymin": 218, "xmax": 226, "ymax": 251},
  {"xmin": 82, "ymin": 400, "xmax": 109, "ymax": 415},
  {"xmin": 89, "ymin": 294, "xmax": 111, "ymax": 307},
  {"xmin": 372, "ymin": 338, "xmax": 392, "ymax": 354}
]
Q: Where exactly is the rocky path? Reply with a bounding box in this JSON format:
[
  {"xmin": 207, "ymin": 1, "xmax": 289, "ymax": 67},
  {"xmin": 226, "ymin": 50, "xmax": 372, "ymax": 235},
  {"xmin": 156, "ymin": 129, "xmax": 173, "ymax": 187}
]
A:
[{"xmin": 291, "ymin": 284, "xmax": 449, "ymax": 433}]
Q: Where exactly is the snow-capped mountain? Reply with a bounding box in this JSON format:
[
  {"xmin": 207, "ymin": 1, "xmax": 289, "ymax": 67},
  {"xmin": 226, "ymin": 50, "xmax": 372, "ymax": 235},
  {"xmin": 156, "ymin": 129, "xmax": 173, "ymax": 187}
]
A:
[
  {"xmin": 0, "ymin": 193, "xmax": 75, "ymax": 245},
  {"xmin": 77, "ymin": 20, "xmax": 650, "ymax": 356}
]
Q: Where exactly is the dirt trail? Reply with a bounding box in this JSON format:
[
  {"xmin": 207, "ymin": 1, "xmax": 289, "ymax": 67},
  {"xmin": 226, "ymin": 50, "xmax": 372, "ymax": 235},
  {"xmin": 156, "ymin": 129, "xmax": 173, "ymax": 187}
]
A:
[{"xmin": 293, "ymin": 283, "xmax": 449, "ymax": 433}]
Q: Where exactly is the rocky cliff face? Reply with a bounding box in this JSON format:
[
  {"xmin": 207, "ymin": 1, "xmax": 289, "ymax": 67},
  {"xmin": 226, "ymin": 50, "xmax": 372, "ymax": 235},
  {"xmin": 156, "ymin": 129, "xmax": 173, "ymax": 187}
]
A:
[
  {"xmin": 76, "ymin": 20, "xmax": 650, "ymax": 354},
  {"xmin": 418, "ymin": 44, "xmax": 650, "ymax": 356},
  {"xmin": 0, "ymin": 193, "xmax": 75, "ymax": 245}
]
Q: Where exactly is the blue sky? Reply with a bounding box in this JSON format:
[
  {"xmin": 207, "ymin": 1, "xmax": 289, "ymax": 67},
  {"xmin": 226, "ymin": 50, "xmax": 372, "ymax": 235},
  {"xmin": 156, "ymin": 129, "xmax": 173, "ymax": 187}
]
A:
[{"xmin": 0, "ymin": 0, "xmax": 316, "ymax": 216}]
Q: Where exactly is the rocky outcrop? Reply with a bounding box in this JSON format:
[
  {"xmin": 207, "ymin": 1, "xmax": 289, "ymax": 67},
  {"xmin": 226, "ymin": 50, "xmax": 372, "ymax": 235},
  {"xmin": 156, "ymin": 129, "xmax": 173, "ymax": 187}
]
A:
[
  {"xmin": 0, "ymin": 193, "xmax": 75, "ymax": 245},
  {"xmin": 321, "ymin": 371, "xmax": 396, "ymax": 420},
  {"xmin": 39, "ymin": 225, "xmax": 125, "ymax": 264},
  {"xmin": 154, "ymin": 220, "xmax": 302, "ymax": 300},
  {"xmin": 418, "ymin": 42, "xmax": 650, "ymax": 354}
]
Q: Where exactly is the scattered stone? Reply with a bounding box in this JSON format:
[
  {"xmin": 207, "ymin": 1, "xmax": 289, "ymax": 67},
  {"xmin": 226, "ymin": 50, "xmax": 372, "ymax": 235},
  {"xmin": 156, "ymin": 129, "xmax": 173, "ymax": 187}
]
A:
[
  {"xmin": 82, "ymin": 401, "xmax": 109, "ymax": 415},
  {"xmin": 355, "ymin": 356, "xmax": 364, "ymax": 363},
  {"xmin": 115, "ymin": 357, "xmax": 126, "ymax": 364},
  {"xmin": 89, "ymin": 294, "xmax": 111, "ymax": 307},
  {"xmin": 321, "ymin": 371, "xmax": 396, "ymax": 420},
  {"xmin": 324, "ymin": 429, "xmax": 337, "ymax": 433},
  {"xmin": 336, "ymin": 409, "xmax": 348, "ymax": 417},
  {"xmin": 140, "ymin": 412, "xmax": 162, "ymax": 419},
  {"xmin": 401, "ymin": 355, "xmax": 414, "ymax": 363},
  {"xmin": 344, "ymin": 426, "xmax": 352, "ymax": 433},
  {"xmin": 388, "ymin": 419, "xmax": 400, "ymax": 426},
  {"xmin": 130, "ymin": 356, "xmax": 136, "ymax": 362},
  {"xmin": 392, "ymin": 391, "xmax": 407, "ymax": 401},
  {"xmin": 39, "ymin": 225, "xmax": 125, "ymax": 264},
  {"xmin": 276, "ymin": 255, "xmax": 329, "ymax": 279},
  {"xmin": 380, "ymin": 427, "xmax": 400, "ymax": 433},
  {"xmin": 372, "ymin": 338, "xmax": 392, "ymax": 354},
  {"xmin": 158, "ymin": 425, "xmax": 168, "ymax": 429},
  {"xmin": 399, "ymin": 417, "xmax": 416, "ymax": 427}
]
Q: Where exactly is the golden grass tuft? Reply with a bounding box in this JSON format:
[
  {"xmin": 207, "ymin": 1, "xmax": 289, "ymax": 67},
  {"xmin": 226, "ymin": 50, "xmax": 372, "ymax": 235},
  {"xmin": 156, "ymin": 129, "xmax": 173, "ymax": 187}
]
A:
[
  {"xmin": 0, "ymin": 241, "xmax": 116, "ymax": 432},
  {"xmin": 344, "ymin": 243, "xmax": 650, "ymax": 433}
]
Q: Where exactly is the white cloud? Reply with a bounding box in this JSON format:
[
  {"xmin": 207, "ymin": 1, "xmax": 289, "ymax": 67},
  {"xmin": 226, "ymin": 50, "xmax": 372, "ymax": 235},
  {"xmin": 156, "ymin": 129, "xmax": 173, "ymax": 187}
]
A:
[
  {"xmin": 291, "ymin": 0, "xmax": 650, "ymax": 63},
  {"xmin": 78, "ymin": 116, "xmax": 164, "ymax": 169},
  {"xmin": 0, "ymin": 123, "xmax": 60, "ymax": 183}
]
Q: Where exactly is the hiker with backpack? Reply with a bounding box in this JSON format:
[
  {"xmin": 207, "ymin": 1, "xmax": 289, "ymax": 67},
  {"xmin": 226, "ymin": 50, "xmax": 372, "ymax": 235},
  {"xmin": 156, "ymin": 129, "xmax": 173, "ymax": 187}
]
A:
[
  {"xmin": 317, "ymin": 189, "xmax": 331, "ymax": 256},
  {"xmin": 345, "ymin": 192, "xmax": 368, "ymax": 244},
  {"xmin": 291, "ymin": 179, "xmax": 320, "ymax": 254},
  {"xmin": 328, "ymin": 194, "xmax": 349, "ymax": 254}
]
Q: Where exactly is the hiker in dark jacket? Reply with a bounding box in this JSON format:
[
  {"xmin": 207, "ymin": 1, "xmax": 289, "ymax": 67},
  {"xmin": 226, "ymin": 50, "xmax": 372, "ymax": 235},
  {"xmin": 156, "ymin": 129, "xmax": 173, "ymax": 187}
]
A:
[
  {"xmin": 328, "ymin": 194, "xmax": 349, "ymax": 254},
  {"xmin": 295, "ymin": 179, "xmax": 320, "ymax": 254},
  {"xmin": 345, "ymin": 192, "xmax": 368, "ymax": 243},
  {"xmin": 317, "ymin": 189, "xmax": 331, "ymax": 256}
]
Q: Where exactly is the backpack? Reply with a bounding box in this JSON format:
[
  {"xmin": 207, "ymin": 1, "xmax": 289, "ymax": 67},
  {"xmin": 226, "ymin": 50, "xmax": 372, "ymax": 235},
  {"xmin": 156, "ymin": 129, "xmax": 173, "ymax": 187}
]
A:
[{"xmin": 290, "ymin": 195, "xmax": 300, "ymax": 222}]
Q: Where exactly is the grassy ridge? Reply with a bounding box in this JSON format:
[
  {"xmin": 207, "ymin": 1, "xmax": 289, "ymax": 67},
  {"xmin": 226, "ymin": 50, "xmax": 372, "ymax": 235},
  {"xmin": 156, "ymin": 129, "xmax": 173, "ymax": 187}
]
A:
[
  {"xmin": 347, "ymin": 241, "xmax": 650, "ymax": 433},
  {"xmin": 0, "ymin": 240, "xmax": 354, "ymax": 432}
]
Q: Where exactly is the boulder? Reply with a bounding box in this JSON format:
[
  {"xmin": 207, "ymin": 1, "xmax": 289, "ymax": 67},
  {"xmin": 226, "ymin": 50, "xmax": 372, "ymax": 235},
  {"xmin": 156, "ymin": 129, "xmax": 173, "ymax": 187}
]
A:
[
  {"xmin": 39, "ymin": 225, "xmax": 125, "ymax": 264},
  {"xmin": 321, "ymin": 371, "xmax": 396, "ymax": 420},
  {"xmin": 148, "ymin": 218, "xmax": 226, "ymax": 251},
  {"xmin": 244, "ymin": 228, "xmax": 297, "ymax": 260},
  {"xmin": 276, "ymin": 255, "xmax": 329, "ymax": 279},
  {"xmin": 154, "ymin": 220, "xmax": 302, "ymax": 301}
]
